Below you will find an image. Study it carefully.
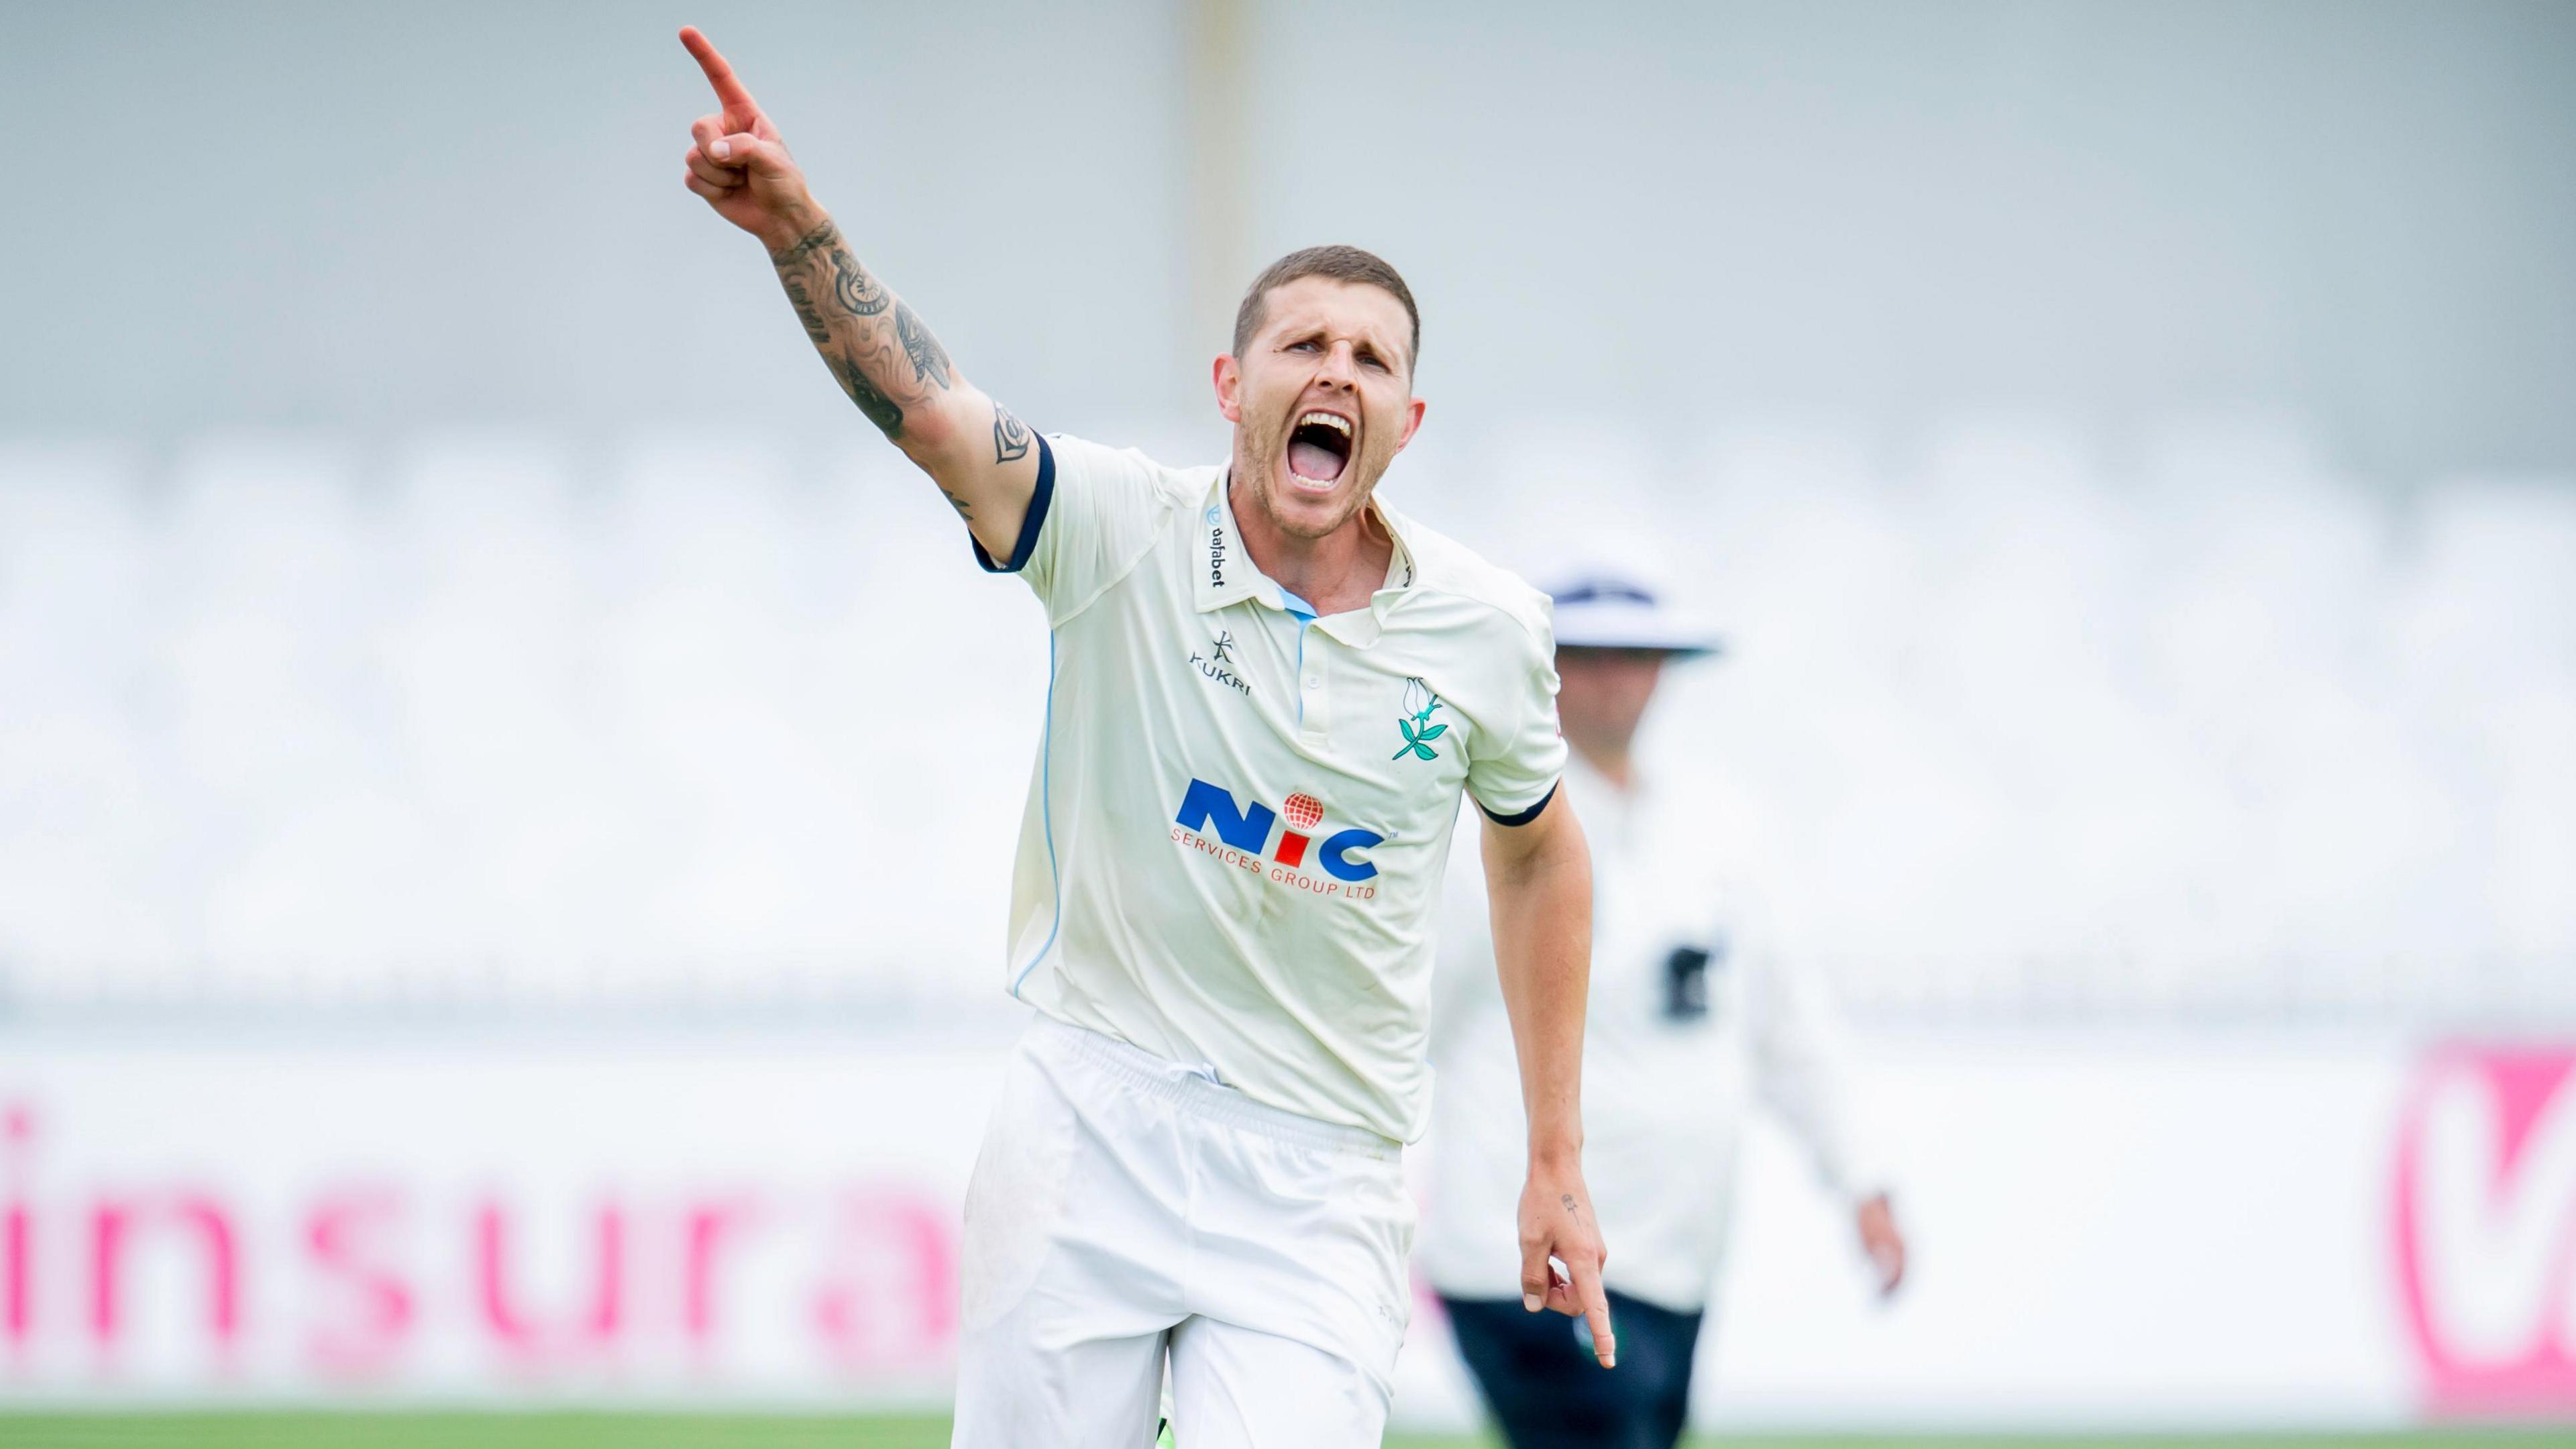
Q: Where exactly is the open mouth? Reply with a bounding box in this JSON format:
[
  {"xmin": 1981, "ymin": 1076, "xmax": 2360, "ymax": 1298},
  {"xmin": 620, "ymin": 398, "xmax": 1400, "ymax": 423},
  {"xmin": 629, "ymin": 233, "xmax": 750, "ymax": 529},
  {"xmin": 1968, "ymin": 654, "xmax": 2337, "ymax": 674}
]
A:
[{"xmin": 1287, "ymin": 409, "xmax": 1354, "ymax": 490}]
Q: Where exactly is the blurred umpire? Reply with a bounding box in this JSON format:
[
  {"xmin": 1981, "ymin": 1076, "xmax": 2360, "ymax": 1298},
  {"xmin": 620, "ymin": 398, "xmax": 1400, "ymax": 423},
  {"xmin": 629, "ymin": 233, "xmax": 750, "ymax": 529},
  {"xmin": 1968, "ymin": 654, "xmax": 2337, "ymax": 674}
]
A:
[{"xmin": 1423, "ymin": 567, "xmax": 1907, "ymax": 1449}]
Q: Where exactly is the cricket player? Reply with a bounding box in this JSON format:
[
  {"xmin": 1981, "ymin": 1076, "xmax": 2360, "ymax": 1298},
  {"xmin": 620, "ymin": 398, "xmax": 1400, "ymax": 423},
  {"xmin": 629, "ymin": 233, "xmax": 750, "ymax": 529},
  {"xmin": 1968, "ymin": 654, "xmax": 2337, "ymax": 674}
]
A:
[
  {"xmin": 676, "ymin": 28, "xmax": 1611, "ymax": 1446},
  {"xmin": 1422, "ymin": 568, "xmax": 1907, "ymax": 1449}
]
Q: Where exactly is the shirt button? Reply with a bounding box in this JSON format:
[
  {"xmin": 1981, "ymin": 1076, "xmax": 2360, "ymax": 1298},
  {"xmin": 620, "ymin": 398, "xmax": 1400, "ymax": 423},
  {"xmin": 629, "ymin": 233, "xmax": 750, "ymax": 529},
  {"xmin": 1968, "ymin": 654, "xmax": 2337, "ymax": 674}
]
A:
[{"xmin": 1304, "ymin": 676, "xmax": 1321, "ymax": 689}]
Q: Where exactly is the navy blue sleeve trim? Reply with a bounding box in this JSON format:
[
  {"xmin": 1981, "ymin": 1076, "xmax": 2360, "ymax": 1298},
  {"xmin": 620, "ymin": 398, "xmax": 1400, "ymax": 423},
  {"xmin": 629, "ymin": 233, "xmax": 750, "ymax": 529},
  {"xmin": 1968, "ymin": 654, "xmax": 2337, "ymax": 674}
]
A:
[
  {"xmin": 972, "ymin": 432, "xmax": 1055, "ymax": 574},
  {"xmin": 1477, "ymin": 780, "xmax": 1558, "ymax": 827}
]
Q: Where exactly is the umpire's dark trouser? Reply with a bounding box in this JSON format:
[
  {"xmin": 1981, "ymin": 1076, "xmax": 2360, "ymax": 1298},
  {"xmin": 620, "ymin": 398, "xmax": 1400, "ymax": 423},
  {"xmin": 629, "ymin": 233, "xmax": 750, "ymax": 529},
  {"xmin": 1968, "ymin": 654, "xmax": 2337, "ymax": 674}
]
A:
[{"xmin": 1440, "ymin": 1291, "xmax": 1705, "ymax": 1449}]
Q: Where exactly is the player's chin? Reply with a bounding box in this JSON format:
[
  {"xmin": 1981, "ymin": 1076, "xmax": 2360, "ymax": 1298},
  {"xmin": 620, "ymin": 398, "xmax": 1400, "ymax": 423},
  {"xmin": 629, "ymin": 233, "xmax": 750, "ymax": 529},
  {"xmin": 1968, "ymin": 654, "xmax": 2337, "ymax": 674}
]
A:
[
  {"xmin": 1267, "ymin": 485, "xmax": 1363, "ymax": 539},
  {"xmin": 1267, "ymin": 460, "xmax": 1365, "ymax": 536}
]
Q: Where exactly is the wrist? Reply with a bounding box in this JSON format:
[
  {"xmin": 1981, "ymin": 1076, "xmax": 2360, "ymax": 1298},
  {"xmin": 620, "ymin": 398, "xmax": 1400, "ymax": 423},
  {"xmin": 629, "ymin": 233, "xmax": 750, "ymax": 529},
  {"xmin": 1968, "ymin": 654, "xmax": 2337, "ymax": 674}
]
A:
[
  {"xmin": 758, "ymin": 197, "xmax": 828, "ymax": 257},
  {"xmin": 1526, "ymin": 1139, "xmax": 1583, "ymax": 1176}
]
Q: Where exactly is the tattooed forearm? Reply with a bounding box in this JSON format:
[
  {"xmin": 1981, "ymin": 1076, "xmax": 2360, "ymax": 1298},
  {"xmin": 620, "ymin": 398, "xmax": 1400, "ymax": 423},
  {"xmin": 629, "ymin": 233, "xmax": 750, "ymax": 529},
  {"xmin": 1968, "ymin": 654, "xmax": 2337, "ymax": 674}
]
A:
[
  {"xmin": 828, "ymin": 349, "xmax": 906, "ymax": 442},
  {"xmin": 895, "ymin": 301, "xmax": 954, "ymax": 389},
  {"xmin": 772, "ymin": 220, "xmax": 891, "ymax": 316},
  {"xmin": 771, "ymin": 218, "xmax": 920, "ymax": 437},
  {"xmin": 782, "ymin": 274, "xmax": 832, "ymax": 344},
  {"xmin": 829, "ymin": 241, "xmax": 891, "ymax": 317},
  {"xmin": 766, "ymin": 213, "xmax": 969, "ymax": 453},
  {"xmin": 992, "ymin": 404, "xmax": 1031, "ymax": 465},
  {"xmin": 766, "ymin": 219, "xmax": 841, "ymax": 267}
]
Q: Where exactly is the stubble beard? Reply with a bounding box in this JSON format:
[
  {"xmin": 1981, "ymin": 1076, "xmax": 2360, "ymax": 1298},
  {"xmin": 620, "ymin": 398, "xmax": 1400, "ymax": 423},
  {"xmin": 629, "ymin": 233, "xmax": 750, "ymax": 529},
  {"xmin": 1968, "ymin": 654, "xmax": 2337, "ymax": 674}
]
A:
[{"xmin": 1232, "ymin": 410, "xmax": 1399, "ymax": 542}]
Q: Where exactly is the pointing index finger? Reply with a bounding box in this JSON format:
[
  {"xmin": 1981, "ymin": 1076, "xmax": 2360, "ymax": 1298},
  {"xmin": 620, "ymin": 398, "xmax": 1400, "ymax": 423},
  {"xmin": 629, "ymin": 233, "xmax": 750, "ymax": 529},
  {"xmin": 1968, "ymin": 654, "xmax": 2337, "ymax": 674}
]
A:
[
  {"xmin": 679, "ymin": 26, "xmax": 761, "ymax": 120},
  {"xmin": 1573, "ymin": 1259, "xmax": 1616, "ymax": 1368}
]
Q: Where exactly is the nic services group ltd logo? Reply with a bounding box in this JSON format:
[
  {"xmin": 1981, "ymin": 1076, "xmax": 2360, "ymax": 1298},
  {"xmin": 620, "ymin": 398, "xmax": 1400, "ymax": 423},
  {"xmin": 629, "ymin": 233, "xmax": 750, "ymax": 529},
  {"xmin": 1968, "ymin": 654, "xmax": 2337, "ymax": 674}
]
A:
[{"xmin": 1171, "ymin": 777, "xmax": 1384, "ymax": 899}]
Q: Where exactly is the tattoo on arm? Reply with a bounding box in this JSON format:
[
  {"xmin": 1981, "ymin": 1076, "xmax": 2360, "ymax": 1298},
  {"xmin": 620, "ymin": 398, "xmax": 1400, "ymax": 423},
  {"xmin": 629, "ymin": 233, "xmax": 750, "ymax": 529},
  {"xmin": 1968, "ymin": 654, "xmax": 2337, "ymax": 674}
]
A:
[
  {"xmin": 895, "ymin": 301, "xmax": 954, "ymax": 389},
  {"xmin": 782, "ymin": 274, "xmax": 832, "ymax": 345},
  {"xmin": 938, "ymin": 487, "xmax": 973, "ymax": 520},
  {"xmin": 769, "ymin": 216, "xmax": 958, "ymax": 443},
  {"xmin": 767, "ymin": 219, "xmax": 841, "ymax": 268},
  {"xmin": 828, "ymin": 348, "xmax": 906, "ymax": 442},
  {"xmin": 826, "ymin": 239, "xmax": 891, "ymax": 317},
  {"xmin": 992, "ymin": 404, "xmax": 1032, "ymax": 465}
]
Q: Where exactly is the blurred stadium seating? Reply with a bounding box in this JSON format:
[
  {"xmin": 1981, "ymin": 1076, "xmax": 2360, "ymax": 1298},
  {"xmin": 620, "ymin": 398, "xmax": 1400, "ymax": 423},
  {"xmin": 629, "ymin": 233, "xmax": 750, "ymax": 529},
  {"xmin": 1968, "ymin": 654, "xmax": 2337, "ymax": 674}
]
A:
[{"xmin": 3, "ymin": 415, "xmax": 2566, "ymax": 1028}]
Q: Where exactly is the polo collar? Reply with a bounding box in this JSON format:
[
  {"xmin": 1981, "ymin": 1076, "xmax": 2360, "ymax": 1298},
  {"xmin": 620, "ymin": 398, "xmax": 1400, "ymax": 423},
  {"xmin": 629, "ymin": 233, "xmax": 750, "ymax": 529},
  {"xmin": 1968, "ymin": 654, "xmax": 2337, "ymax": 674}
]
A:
[
  {"xmin": 1195, "ymin": 474, "xmax": 1268, "ymax": 614},
  {"xmin": 1195, "ymin": 474, "xmax": 1421, "ymax": 645}
]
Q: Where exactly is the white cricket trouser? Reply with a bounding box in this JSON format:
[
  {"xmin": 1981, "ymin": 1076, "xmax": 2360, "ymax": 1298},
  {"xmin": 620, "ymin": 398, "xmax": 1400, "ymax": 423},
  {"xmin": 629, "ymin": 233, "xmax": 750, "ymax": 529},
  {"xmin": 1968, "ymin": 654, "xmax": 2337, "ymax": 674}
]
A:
[{"xmin": 951, "ymin": 1012, "xmax": 1415, "ymax": 1448}]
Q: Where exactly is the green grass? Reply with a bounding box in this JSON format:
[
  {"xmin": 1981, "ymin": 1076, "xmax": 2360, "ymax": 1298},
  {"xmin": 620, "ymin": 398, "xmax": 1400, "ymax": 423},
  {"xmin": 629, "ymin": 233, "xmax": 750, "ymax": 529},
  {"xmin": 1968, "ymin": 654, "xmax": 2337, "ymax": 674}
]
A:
[{"xmin": 0, "ymin": 1417, "xmax": 2570, "ymax": 1449}]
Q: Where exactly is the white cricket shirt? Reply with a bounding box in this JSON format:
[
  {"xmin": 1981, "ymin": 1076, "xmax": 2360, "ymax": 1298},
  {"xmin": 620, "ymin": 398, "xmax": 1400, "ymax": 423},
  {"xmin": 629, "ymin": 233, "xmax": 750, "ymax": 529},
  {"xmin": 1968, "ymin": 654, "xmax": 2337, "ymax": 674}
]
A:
[
  {"xmin": 1420, "ymin": 751, "xmax": 1878, "ymax": 1312},
  {"xmin": 977, "ymin": 434, "xmax": 1566, "ymax": 1144}
]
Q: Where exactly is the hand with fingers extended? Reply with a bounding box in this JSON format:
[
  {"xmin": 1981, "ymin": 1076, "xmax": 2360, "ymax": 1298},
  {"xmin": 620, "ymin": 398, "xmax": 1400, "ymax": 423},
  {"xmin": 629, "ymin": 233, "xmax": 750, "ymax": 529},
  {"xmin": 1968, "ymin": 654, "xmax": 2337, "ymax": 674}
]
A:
[
  {"xmin": 678, "ymin": 25, "xmax": 820, "ymax": 250},
  {"xmin": 1517, "ymin": 1163, "xmax": 1617, "ymax": 1368}
]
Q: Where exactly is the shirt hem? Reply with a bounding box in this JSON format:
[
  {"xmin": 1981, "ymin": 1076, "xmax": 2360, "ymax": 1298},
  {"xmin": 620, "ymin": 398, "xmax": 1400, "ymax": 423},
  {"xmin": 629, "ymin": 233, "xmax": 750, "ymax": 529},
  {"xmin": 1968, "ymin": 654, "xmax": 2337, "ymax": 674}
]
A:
[{"xmin": 1032, "ymin": 1013, "xmax": 1401, "ymax": 1160}]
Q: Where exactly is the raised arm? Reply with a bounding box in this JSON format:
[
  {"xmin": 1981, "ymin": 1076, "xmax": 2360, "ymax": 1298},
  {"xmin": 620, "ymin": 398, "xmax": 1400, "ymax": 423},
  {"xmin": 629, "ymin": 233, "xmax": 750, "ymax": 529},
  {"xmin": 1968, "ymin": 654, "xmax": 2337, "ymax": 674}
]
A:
[
  {"xmin": 1480, "ymin": 796, "xmax": 1615, "ymax": 1368},
  {"xmin": 677, "ymin": 26, "xmax": 1038, "ymax": 560}
]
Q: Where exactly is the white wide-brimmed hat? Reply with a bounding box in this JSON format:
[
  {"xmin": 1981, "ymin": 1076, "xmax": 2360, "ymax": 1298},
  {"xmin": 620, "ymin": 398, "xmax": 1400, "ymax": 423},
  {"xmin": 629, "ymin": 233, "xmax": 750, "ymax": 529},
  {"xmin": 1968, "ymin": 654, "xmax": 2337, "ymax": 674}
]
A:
[{"xmin": 1540, "ymin": 568, "xmax": 1725, "ymax": 658}]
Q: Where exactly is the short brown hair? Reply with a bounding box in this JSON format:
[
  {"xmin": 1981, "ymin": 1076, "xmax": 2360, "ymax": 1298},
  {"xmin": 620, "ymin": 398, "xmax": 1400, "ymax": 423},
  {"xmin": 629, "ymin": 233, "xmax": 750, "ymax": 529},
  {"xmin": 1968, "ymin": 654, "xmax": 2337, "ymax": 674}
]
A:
[{"xmin": 1232, "ymin": 245, "xmax": 1421, "ymax": 371}]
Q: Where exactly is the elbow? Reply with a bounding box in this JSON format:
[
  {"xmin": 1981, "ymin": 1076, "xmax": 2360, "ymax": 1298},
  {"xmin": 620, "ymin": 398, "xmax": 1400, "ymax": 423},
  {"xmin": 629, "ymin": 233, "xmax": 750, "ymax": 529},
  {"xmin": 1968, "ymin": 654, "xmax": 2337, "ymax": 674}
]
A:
[
  {"xmin": 896, "ymin": 388, "xmax": 996, "ymax": 480},
  {"xmin": 897, "ymin": 402, "xmax": 964, "ymax": 460}
]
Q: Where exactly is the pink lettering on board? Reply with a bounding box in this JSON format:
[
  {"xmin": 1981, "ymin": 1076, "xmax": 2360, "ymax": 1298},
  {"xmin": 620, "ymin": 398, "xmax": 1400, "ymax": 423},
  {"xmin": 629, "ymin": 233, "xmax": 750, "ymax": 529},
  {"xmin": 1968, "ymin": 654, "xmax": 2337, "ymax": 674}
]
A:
[
  {"xmin": 4, "ymin": 1103, "xmax": 32, "ymax": 1350},
  {"xmin": 90, "ymin": 1192, "xmax": 241, "ymax": 1348},
  {"xmin": 2392, "ymin": 1043, "xmax": 2576, "ymax": 1416},
  {"xmin": 682, "ymin": 1196, "xmax": 761, "ymax": 1346},
  {"xmin": 474, "ymin": 1201, "xmax": 626, "ymax": 1361},
  {"xmin": 812, "ymin": 1187, "xmax": 958, "ymax": 1371},
  {"xmin": 304, "ymin": 1186, "xmax": 415, "ymax": 1375}
]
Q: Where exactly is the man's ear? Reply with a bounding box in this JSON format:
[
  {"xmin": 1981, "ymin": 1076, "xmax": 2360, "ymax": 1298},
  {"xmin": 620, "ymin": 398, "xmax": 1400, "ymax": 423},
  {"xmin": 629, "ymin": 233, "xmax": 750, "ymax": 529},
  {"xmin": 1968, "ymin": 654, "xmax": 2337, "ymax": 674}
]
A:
[
  {"xmin": 1391, "ymin": 396, "xmax": 1428, "ymax": 455},
  {"xmin": 1213, "ymin": 355, "xmax": 1243, "ymax": 424}
]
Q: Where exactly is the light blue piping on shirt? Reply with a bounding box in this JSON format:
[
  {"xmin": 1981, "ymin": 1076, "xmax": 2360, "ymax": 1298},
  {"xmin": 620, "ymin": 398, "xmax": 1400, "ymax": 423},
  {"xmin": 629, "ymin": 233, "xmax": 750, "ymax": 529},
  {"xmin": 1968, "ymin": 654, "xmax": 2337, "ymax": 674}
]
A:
[
  {"xmin": 1277, "ymin": 587, "xmax": 1318, "ymax": 728},
  {"xmin": 1009, "ymin": 628, "xmax": 1064, "ymax": 999}
]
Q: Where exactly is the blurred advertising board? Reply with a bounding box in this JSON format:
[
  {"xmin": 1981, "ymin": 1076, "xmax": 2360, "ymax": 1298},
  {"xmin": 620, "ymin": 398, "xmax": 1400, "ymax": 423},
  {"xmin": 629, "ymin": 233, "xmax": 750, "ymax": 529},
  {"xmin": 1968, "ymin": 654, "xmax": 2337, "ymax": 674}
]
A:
[{"xmin": 0, "ymin": 1021, "xmax": 2568, "ymax": 1429}]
